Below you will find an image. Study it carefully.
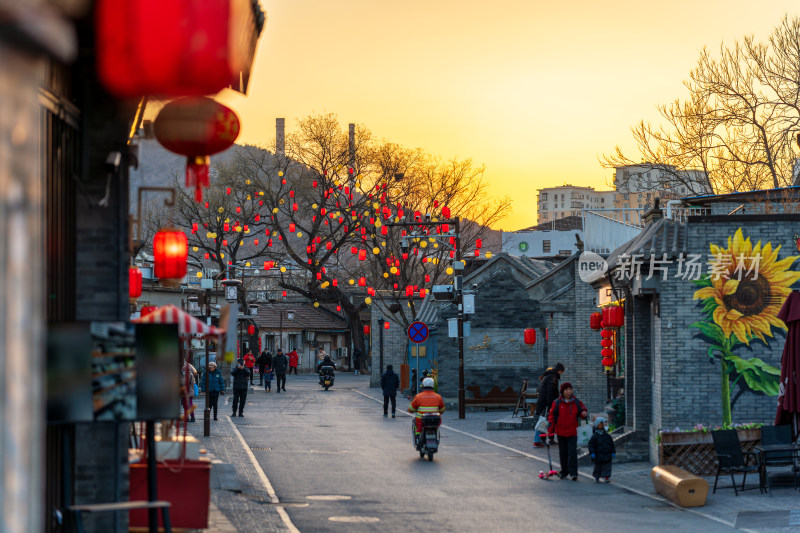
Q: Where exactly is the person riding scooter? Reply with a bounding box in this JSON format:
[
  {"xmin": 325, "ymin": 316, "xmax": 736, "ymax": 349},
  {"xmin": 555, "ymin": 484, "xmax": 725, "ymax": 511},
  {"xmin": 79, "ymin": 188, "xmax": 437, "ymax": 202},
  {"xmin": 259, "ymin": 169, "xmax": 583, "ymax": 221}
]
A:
[
  {"xmin": 408, "ymin": 377, "xmax": 445, "ymax": 445},
  {"xmin": 317, "ymin": 353, "xmax": 336, "ymax": 372}
]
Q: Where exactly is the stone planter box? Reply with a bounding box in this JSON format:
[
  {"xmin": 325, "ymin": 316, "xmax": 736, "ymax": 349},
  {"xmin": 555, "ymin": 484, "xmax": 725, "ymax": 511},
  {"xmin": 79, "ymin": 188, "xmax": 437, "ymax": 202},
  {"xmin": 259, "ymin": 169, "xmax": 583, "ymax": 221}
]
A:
[{"xmin": 659, "ymin": 428, "xmax": 761, "ymax": 476}]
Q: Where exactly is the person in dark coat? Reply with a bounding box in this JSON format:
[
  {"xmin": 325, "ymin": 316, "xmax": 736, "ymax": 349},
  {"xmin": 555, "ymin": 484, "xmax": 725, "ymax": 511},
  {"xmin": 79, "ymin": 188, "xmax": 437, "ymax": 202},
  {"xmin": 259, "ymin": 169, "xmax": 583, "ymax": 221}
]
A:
[
  {"xmin": 547, "ymin": 382, "xmax": 588, "ymax": 480},
  {"xmin": 533, "ymin": 363, "xmax": 564, "ymax": 447},
  {"xmin": 352, "ymin": 347, "xmax": 362, "ymax": 375},
  {"xmin": 231, "ymin": 359, "xmax": 251, "ymax": 417},
  {"xmin": 587, "ymin": 416, "xmax": 616, "ymax": 483},
  {"xmin": 256, "ymin": 351, "xmax": 269, "ymax": 385},
  {"xmin": 272, "ymin": 350, "xmax": 289, "ymax": 393},
  {"xmin": 380, "ymin": 365, "xmax": 401, "ymax": 418},
  {"xmin": 199, "ymin": 361, "xmax": 225, "ymax": 420}
]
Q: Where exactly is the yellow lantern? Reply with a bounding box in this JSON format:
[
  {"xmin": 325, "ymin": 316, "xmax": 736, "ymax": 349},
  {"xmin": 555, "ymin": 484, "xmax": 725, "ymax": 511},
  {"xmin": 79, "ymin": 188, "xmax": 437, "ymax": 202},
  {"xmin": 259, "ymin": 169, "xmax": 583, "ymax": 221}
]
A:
[
  {"xmin": 280, "ymin": 266, "xmax": 287, "ymax": 273},
  {"xmin": 196, "ymin": 272, "xmax": 203, "ymax": 278},
  {"xmin": 446, "ymin": 267, "xmax": 454, "ymax": 275},
  {"xmin": 365, "ymin": 297, "xmax": 372, "ymax": 305}
]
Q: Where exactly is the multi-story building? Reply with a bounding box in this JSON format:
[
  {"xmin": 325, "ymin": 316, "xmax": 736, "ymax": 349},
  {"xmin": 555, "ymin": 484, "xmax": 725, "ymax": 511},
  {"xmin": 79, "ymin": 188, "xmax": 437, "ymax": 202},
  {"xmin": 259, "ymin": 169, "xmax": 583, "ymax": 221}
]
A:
[{"xmin": 536, "ymin": 185, "xmax": 615, "ymax": 223}]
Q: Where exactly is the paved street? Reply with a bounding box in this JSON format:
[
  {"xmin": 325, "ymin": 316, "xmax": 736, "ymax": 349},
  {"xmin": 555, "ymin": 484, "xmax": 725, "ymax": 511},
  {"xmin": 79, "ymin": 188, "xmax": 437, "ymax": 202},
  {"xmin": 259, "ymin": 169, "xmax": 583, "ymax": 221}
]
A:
[{"xmin": 186, "ymin": 373, "xmax": 788, "ymax": 533}]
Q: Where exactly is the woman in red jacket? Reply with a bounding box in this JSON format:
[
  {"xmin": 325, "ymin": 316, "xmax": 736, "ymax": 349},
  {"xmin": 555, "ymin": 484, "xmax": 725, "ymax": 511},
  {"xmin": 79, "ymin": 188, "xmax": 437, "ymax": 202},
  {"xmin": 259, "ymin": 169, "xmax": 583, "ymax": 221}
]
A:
[{"xmin": 547, "ymin": 382, "xmax": 587, "ymax": 480}]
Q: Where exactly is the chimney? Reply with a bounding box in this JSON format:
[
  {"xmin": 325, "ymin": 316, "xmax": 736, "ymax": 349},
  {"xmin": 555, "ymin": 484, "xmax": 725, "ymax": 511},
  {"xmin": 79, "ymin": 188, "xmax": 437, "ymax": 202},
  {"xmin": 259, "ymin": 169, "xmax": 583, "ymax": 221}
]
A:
[
  {"xmin": 348, "ymin": 123, "xmax": 355, "ymax": 168},
  {"xmin": 276, "ymin": 118, "xmax": 285, "ymax": 157},
  {"xmin": 643, "ymin": 197, "xmax": 663, "ymax": 225}
]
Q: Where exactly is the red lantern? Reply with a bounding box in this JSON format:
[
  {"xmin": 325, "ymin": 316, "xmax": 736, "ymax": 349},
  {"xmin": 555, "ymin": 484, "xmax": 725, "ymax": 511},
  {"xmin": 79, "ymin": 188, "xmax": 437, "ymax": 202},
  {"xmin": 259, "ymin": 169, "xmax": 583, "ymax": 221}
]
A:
[
  {"xmin": 601, "ymin": 348, "xmax": 614, "ymax": 358},
  {"xmin": 363, "ymin": 325, "xmax": 371, "ymax": 335},
  {"xmin": 590, "ymin": 312, "xmax": 602, "ymax": 330},
  {"xmin": 95, "ymin": 0, "xmax": 255, "ymax": 98},
  {"xmin": 140, "ymin": 305, "xmax": 158, "ymax": 317},
  {"xmin": 601, "ymin": 357, "xmax": 615, "ymax": 367},
  {"xmin": 129, "ymin": 267, "xmax": 143, "ymax": 299},
  {"xmin": 248, "ymin": 324, "xmax": 256, "ymax": 335},
  {"xmin": 153, "ymin": 229, "xmax": 188, "ymax": 280},
  {"xmin": 600, "ymin": 329, "xmax": 613, "ymax": 339},
  {"xmin": 524, "ymin": 328, "xmax": 537, "ymax": 345},
  {"xmin": 602, "ymin": 305, "xmax": 624, "ymax": 328},
  {"xmin": 154, "ymin": 97, "xmax": 240, "ymax": 201},
  {"xmin": 384, "ymin": 321, "xmax": 390, "ymax": 330},
  {"xmin": 600, "ymin": 338, "xmax": 613, "ymax": 348}
]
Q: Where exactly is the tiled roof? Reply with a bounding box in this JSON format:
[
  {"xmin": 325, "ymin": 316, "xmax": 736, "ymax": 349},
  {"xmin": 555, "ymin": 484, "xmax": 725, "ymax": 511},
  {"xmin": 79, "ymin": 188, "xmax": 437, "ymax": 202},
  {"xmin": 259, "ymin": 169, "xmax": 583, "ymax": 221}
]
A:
[
  {"xmin": 516, "ymin": 215, "xmax": 583, "ymax": 232},
  {"xmin": 605, "ymin": 218, "xmax": 689, "ymax": 271},
  {"xmin": 252, "ymin": 302, "xmax": 347, "ymax": 331}
]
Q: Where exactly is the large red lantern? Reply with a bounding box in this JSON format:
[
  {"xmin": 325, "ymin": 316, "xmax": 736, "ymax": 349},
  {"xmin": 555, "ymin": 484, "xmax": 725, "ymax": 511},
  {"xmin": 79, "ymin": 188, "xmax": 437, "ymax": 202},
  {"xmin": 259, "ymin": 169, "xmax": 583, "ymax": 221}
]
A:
[
  {"xmin": 247, "ymin": 325, "xmax": 256, "ymax": 335},
  {"xmin": 363, "ymin": 325, "xmax": 371, "ymax": 335},
  {"xmin": 153, "ymin": 229, "xmax": 188, "ymax": 281},
  {"xmin": 96, "ymin": 0, "xmax": 259, "ymax": 98},
  {"xmin": 129, "ymin": 267, "xmax": 143, "ymax": 300},
  {"xmin": 602, "ymin": 305, "xmax": 624, "ymax": 328},
  {"xmin": 589, "ymin": 312, "xmax": 602, "ymax": 330},
  {"xmin": 154, "ymin": 97, "xmax": 240, "ymax": 201},
  {"xmin": 523, "ymin": 328, "xmax": 537, "ymax": 345}
]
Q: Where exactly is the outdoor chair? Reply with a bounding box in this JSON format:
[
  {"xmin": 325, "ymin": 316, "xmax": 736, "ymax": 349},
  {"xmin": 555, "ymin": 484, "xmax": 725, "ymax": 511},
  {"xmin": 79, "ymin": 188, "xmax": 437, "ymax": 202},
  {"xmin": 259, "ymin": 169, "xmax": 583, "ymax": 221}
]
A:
[
  {"xmin": 711, "ymin": 429, "xmax": 761, "ymax": 496},
  {"xmin": 760, "ymin": 425, "xmax": 798, "ymax": 492}
]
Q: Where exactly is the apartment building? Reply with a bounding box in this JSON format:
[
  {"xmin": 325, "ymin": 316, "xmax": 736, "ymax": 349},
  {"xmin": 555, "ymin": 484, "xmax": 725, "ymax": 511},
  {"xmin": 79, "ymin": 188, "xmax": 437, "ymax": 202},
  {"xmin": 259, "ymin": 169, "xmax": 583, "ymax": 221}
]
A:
[{"xmin": 537, "ymin": 185, "xmax": 615, "ymax": 223}]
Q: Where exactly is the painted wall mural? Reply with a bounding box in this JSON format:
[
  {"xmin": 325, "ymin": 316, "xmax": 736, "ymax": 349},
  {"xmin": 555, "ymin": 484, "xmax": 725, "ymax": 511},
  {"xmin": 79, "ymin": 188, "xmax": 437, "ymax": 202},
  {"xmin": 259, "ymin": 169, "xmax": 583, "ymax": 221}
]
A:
[{"xmin": 692, "ymin": 228, "xmax": 800, "ymax": 426}]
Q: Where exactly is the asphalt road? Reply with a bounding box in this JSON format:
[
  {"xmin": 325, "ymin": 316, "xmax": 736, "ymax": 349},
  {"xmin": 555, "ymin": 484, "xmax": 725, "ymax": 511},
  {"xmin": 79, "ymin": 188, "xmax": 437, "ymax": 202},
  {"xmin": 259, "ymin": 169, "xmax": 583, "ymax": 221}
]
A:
[{"xmin": 229, "ymin": 374, "xmax": 737, "ymax": 533}]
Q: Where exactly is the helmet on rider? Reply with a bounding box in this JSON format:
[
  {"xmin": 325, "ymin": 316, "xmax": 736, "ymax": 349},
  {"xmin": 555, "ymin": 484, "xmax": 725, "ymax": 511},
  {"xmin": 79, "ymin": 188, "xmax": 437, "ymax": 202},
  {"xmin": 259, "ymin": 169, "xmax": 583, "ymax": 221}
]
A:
[{"xmin": 421, "ymin": 377, "xmax": 434, "ymax": 389}]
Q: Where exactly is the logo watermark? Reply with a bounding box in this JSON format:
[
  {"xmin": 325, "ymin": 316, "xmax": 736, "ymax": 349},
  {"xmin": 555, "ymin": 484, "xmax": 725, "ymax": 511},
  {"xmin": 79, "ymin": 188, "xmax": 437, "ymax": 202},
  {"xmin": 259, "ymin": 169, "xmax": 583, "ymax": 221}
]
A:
[{"xmin": 578, "ymin": 251, "xmax": 761, "ymax": 282}]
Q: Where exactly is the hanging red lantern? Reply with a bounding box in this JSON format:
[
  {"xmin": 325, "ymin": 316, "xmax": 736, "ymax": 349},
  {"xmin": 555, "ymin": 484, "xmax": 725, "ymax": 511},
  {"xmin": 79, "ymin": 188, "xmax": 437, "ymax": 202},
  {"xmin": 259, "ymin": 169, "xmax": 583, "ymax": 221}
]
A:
[
  {"xmin": 600, "ymin": 329, "xmax": 614, "ymax": 339},
  {"xmin": 363, "ymin": 325, "xmax": 371, "ymax": 335},
  {"xmin": 602, "ymin": 305, "xmax": 624, "ymax": 328},
  {"xmin": 524, "ymin": 328, "xmax": 537, "ymax": 345},
  {"xmin": 600, "ymin": 338, "xmax": 613, "ymax": 348},
  {"xmin": 442, "ymin": 206, "xmax": 451, "ymax": 218},
  {"xmin": 247, "ymin": 324, "xmax": 256, "ymax": 335},
  {"xmin": 590, "ymin": 312, "xmax": 602, "ymax": 330},
  {"xmin": 129, "ymin": 267, "xmax": 143, "ymax": 300},
  {"xmin": 358, "ymin": 277, "xmax": 366, "ymax": 286},
  {"xmin": 154, "ymin": 97, "xmax": 240, "ymax": 202},
  {"xmin": 153, "ymin": 228, "xmax": 188, "ymax": 281},
  {"xmin": 419, "ymin": 288, "xmax": 427, "ymax": 298},
  {"xmin": 95, "ymin": 0, "xmax": 258, "ymax": 98},
  {"xmin": 601, "ymin": 348, "xmax": 614, "ymax": 358},
  {"xmin": 140, "ymin": 305, "xmax": 158, "ymax": 317},
  {"xmin": 601, "ymin": 357, "xmax": 615, "ymax": 367},
  {"xmin": 384, "ymin": 321, "xmax": 390, "ymax": 330},
  {"xmin": 289, "ymin": 223, "xmax": 296, "ymax": 232}
]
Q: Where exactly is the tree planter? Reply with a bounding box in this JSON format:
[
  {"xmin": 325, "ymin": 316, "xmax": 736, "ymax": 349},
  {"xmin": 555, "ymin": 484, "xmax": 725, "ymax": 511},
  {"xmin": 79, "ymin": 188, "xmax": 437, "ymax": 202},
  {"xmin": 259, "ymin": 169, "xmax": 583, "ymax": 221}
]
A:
[{"xmin": 659, "ymin": 428, "xmax": 761, "ymax": 476}]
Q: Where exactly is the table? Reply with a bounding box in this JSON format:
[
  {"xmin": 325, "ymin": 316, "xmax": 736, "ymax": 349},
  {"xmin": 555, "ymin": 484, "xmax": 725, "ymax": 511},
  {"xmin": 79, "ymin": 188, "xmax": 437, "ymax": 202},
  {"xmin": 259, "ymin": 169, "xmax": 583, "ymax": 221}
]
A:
[{"xmin": 755, "ymin": 444, "xmax": 800, "ymax": 494}]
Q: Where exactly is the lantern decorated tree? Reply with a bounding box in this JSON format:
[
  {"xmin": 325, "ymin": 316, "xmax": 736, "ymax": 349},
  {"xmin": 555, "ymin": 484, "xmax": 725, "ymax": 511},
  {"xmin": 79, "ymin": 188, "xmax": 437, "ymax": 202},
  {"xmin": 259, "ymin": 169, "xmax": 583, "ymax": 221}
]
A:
[{"xmin": 154, "ymin": 97, "xmax": 241, "ymax": 202}]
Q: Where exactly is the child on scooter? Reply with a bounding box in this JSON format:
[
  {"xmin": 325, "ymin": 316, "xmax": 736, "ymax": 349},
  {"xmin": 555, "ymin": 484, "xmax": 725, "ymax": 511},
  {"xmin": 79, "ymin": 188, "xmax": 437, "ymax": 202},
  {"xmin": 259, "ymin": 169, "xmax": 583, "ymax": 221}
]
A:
[{"xmin": 264, "ymin": 366, "xmax": 274, "ymax": 392}]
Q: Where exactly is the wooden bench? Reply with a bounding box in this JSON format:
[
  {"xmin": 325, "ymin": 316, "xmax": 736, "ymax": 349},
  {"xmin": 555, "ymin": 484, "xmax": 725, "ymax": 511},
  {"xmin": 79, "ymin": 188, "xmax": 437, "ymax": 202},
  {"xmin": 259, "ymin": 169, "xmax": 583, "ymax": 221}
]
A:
[{"xmin": 67, "ymin": 500, "xmax": 172, "ymax": 533}]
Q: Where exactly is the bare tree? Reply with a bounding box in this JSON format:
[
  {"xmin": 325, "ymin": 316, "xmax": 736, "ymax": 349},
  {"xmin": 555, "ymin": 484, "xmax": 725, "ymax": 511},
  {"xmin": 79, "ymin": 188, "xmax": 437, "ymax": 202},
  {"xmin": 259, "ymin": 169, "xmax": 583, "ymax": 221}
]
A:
[{"xmin": 605, "ymin": 16, "xmax": 800, "ymax": 194}]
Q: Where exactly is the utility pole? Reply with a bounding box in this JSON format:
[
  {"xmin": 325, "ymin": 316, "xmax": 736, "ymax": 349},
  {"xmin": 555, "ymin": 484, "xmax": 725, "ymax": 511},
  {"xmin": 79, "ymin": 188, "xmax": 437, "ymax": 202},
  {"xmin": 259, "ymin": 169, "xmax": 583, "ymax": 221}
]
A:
[
  {"xmin": 386, "ymin": 215, "xmax": 466, "ymax": 419},
  {"xmin": 201, "ymin": 278, "xmax": 213, "ymax": 437},
  {"xmin": 377, "ymin": 317, "xmax": 385, "ymax": 375}
]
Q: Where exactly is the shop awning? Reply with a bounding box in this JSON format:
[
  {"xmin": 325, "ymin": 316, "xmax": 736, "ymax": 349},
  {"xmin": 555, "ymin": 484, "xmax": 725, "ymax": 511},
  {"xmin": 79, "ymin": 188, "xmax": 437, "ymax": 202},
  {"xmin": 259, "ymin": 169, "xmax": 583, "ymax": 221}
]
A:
[{"xmin": 134, "ymin": 304, "xmax": 225, "ymax": 337}]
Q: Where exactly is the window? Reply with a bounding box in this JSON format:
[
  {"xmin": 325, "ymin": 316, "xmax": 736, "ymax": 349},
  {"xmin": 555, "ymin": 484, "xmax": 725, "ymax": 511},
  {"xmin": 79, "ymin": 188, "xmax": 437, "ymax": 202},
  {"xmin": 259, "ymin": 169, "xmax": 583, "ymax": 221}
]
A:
[
  {"xmin": 558, "ymin": 249, "xmax": 571, "ymax": 256},
  {"xmin": 542, "ymin": 240, "xmax": 551, "ymax": 253},
  {"xmin": 541, "ymin": 193, "xmax": 548, "ymax": 201},
  {"xmin": 601, "ymin": 198, "xmax": 605, "ymax": 203}
]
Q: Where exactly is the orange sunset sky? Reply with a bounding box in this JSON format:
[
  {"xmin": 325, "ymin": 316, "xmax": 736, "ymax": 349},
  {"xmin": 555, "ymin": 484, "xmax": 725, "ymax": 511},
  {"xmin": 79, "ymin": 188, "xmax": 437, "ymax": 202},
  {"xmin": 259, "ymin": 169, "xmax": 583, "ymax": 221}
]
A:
[{"xmin": 216, "ymin": 0, "xmax": 799, "ymax": 231}]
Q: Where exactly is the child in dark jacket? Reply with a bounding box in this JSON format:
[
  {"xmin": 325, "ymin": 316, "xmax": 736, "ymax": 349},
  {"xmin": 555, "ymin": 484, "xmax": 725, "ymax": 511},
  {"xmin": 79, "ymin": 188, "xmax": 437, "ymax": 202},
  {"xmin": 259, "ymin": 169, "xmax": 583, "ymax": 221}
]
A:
[
  {"xmin": 263, "ymin": 366, "xmax": 274, "ymax": 392},
  {"xmin": 587, "ymin": 416, "xmax": 615, "ymax": 483}
]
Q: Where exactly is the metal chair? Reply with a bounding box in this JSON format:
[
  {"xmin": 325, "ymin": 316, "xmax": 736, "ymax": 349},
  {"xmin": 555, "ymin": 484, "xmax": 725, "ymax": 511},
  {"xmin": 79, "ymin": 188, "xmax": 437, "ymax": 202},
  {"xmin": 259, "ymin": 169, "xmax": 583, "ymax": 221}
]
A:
[
  {"xmin": 711, "ymin": 429, "xmax": 761, "ymax": 495},
  {"xmin": 760, "ymin": 425, "xmax": 798, "ymax": 492}
]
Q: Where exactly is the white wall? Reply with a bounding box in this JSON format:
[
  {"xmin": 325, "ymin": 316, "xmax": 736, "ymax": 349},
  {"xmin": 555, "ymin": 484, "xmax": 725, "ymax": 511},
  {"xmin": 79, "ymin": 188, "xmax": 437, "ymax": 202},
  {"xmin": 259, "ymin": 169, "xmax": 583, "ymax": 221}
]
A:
[{"xmin": 501, "ymin": 230, "xmax": 582, "ymax": 257}]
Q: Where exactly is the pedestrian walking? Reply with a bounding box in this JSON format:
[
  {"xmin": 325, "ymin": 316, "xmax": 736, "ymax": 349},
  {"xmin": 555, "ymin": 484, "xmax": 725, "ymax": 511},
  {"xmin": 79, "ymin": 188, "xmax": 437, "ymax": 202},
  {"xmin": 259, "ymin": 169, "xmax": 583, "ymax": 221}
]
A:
[
  {"xmin": 287, "ymin": 350, "xmax": 299, "ymax": 374},
  {"xmin": 547, "ymin": 382, "xmax": 587, "ymax": 481},
  {"xmin": 181, "ymin": 359, "xmax": 197, "ymax": 422},
  {"xmin": 588, "ymin": 416, "xmax": 615, "ymax": 483},
  {"xmin": 263, "ymin": 365, "xmax": 274, "ymax": 392},
  {"xmin": 256, "ymin": 351, "xmax": 269, "ymax": 385},
  {"xmin": 381, "ymin": 364, "xmax": 400, "ymax": 418},
  {"xmin": 352, "ymin": 347, "xmax": 361, "ymax": 375},
  {"xmin": 273, "ymin": 349, "xmax": 288, "ymax": 393},
  {"xmin": 533, "ymin": 363, "xmax": 564, "ymax": 447},
  {"xmin": 231, "ymin": 358, "xmax": 250, "ymax": 417},
  {"xmin": 410, "ymin": 368, "xmax": 418, "ymax": 397},
  {"xmin": 243, "ymin": 350, "xmax": 256, "ymax": 384},
  {"xmin": 199, "ymin": 361, "xmax": 225, "ymax": 420}
]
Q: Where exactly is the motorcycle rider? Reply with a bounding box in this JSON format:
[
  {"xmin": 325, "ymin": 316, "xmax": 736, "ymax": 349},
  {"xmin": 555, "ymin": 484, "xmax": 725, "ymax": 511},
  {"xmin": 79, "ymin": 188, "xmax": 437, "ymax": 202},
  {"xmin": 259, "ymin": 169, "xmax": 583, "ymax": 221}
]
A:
[
  {"xmin": 408, "ymin": 377, "xmax": 445, "ymax": 445},
  {"xmin": 317, "ymin": 352, "xmax": 336, "ymax": 372}
]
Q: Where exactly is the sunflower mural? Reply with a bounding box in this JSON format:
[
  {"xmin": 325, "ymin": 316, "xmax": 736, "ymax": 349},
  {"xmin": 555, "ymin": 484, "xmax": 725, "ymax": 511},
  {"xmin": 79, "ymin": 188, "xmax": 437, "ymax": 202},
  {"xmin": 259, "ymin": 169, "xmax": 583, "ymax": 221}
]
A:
[{"xmin": 691, "ymin": 228, "xmax": 800, "ymax": 427}]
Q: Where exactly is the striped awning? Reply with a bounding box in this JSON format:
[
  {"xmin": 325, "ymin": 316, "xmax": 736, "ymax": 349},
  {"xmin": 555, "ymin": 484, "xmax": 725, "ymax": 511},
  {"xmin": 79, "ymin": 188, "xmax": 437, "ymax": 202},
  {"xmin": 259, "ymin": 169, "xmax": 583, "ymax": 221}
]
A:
[{"xmin": 134, "ymin": 304, "xmax": 225, "ymax": 337}]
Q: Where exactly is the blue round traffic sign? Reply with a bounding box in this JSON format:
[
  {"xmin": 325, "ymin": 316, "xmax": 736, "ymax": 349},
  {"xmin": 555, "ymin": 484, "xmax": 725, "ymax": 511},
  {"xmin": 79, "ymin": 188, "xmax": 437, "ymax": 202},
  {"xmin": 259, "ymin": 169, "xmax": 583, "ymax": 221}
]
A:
[{"xmin": 408, "ymin": 321, "xmax": 429, "ymax": 343}]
